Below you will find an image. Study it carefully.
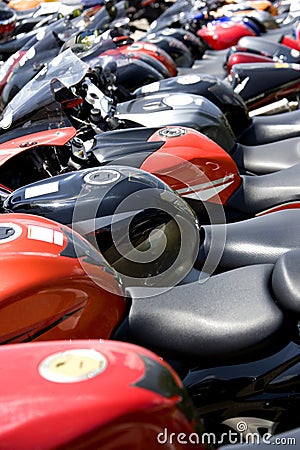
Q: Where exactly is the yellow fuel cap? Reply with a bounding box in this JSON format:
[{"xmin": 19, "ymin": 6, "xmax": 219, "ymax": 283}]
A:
[{"xmin": 38, "ymin": 349, "xmax": 108, "ymax": 383}]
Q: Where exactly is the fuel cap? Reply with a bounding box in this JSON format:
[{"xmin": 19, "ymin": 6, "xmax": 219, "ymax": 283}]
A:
[
  {"xmin": 84, "ymin": 169, "xmax": 121, "ymax": 185},
  {"xmin": 158, "ymin": 127, "xmax": 187, "ymax": 138},
  {"xmin": 38, "ymin": 349, "xmax": 108, "ymax": 383}
]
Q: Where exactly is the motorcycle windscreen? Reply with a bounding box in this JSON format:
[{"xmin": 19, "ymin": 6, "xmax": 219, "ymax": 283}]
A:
[{"xmin": 0, "ymin": 49, "xmax": 89, "ymax": 143}]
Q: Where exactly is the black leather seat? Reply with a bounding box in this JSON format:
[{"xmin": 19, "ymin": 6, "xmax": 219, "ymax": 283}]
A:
[
  {"xmin": 227, "ymin": 162, "xmax": 300, "ymax": 215},
  {"xmin": 272, "ymin": 249, "xmax": 300, "ymax": 314},
  {"xmin": 196, "ymin": 209, "xmax": 300, "ymax": 270},
  {"xmin": 115, "ymin": 264, "xmax": 285, "ymax": 361},
  {"xmin": 232, "ymin": 137, "xmax": 300, "ymax": 174},
  {"xmin": 238, "ymin": 109, "xmax": 300, "ymax": 146}
]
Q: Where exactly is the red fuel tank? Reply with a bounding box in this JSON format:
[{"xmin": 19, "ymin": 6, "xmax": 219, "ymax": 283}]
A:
[
  {"xmin": 0, "ymin": 339, "xmax": 202, "ymax": 449},
  {"xmin": 0, "ymin": 213, "xmax": 126, "ymax": 343},
  {"xmin": 141, "ymin": 126, "xmax": 241, "ymax": 206}
]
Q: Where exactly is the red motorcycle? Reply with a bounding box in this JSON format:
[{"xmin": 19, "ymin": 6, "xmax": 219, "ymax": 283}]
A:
[
  {"xmin": 225, "ymin": 34, "xmax": 300, "ymax": 72},
  {"xmin": 197, "ymin": 17, "xmax": 259, "ymax": 51},
  {"xmin": 0, "ymin": 339, "xmax": 200, "ymax": 449}
]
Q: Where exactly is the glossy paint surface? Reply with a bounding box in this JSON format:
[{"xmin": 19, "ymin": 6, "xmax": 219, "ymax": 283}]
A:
[
  {"xmin": 197, "ymin": 22, "xmax": 256, "ymax": 50},
  {"xmin": 0, "ymin": 213, "xmax": 126, "ymax": 343},
  {"xmin": 0, "ymin": 128, "xmax": 76, "ymax": 166},
  {"xmin": 0, "ymin": 339, "xmax": 199, "ymax": 449},
  {"xmin": 141, "ymin": 126, "xmax": 241, "ymax": 204}
]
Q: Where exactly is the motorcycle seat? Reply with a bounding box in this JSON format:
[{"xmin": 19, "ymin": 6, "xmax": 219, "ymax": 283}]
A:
[
  {"xmin": 196, "ymin": 209, "xmax": 300, "ymax": 270},
  {"xmin": 272, "ymin": 249, "xmax": 300, "ymax": 314},
  {"xmin": 237, "ymin": 109, "xmax": 300, "ymax": 146},
  {"xmin": 227, "ymin": 162, "xmax": 300, "ymax": 215},
  {"xmin": 232, "ymin": 137, "xmax": 300, "ymax": 175},
  {"xmin": 117, "ymin": 264, "xmax": 286, "ymax": 362}
]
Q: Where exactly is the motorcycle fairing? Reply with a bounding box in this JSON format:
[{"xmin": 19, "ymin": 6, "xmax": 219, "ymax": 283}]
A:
[
  {"xmin": 0, "ymin": 126, "xmax": 76, "ymax": 190},
  {"xmin": 148, "ymin": 0, "xmax": 199, "ymax": 33},
  {"xmin": 0, "ymin": 127, "xmax": 76, "ymax": 166},
  {"xmin": 0, "ymin": 49, "xmax": 89, "ymax": 143},
  {"xmin": 0, "ymin": 52, "xmax": 82, "ymax": 188},
  {"xmin": 0, "ymin": 14, "xmax": 90, "ymax": 106}
]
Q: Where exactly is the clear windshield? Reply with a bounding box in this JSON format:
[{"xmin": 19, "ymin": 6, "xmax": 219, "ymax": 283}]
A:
[{"xmin": 0, "ymin": 49, "xmax": 90, "ymax": 143}]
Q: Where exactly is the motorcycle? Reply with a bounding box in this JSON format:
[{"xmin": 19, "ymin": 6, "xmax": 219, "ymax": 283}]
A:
[
  {"xmin": 148, "ymin": 0, "xmax": 278, "ymax": 36},
  {"xmin": 59, "ymin": 50, "xmax": 300, "ymax": 146},
  {"xmin": 2, "ymin": 9, "xmax": 205, "ymax": 106},
  {"xmin": 226, "ymin": 61, "xmax": 300, "ymax": 112},
  {"xmin": 147, "ymin": 0, "xmax": 286, "ymax": 55},
  {"xmin": 115, "ymin": 247, "xmax": 300, "ymax": 438},
  {"xmin": 89, "ymin": 126, "xmax": 300, "ymax": 220},
  {"xmin": 0, "ymin": 5, "xmax": 82, "ymax": 60},
  {"xmin": 2, "ymin": 0, "xmax": 299, "ymax": 442},
  {"xmin": 141, "ymin": 27, "xmax": 207, "ymax": 61},
  {"xmin": 194, "ymin": 207, "xmax": 300, "ymax": 270},
  {"xmin": 0, "ymin": 338, "xmax": 201, "ymax": 450},
  {"xmin": 0, "ymin": 49, "xmax": 236, "ymax": 190},
  {"xmin": 1, "ymin": 165, "xmax": 300, "ymax": 440},
  {"xmin": 132, "ymin": 63, "xmax": 300, "ymax": 134},
  {"xmin": 226, "ymin": 34, "xmax": 300, "ymax": 68},
  {"xmin": 1, "ymin": 49, "xmax": 300, "ymax": 190},
  {"xmin": 196, "ymin": 16, "xmax": 262, "ymax": 51},
  {"xmin": 4, "ymin": 124, "xmax": 300, "ymax": 221},
  {"xmin": 0, "ymin": 1, "xmax": 142, "ymax": 105}
]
